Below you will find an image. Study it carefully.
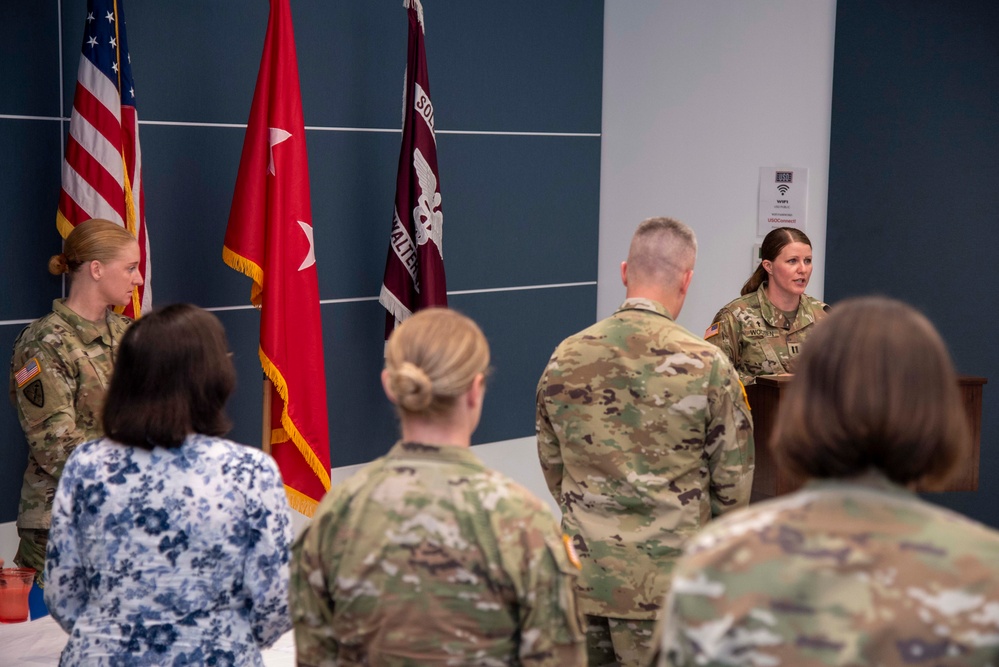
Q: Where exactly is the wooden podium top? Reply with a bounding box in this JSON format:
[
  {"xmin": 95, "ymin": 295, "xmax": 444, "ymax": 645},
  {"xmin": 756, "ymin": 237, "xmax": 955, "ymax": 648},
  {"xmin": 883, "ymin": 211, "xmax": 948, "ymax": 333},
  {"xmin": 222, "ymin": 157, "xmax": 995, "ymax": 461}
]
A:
[{"xmin": 745, "ymin": 374, "xmax": 986, "ymax": 501}]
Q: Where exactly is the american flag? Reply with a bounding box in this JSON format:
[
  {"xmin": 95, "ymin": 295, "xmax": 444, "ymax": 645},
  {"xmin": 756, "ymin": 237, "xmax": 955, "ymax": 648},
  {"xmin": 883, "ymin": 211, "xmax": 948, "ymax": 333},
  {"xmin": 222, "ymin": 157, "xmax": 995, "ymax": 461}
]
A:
[
  {"xmin": 58, "ymin": 0, "xmax": 151, "ymax": 318},
  {"xmin": 14, "ymin": 359, "xmax": 40, "ymax": 387}
]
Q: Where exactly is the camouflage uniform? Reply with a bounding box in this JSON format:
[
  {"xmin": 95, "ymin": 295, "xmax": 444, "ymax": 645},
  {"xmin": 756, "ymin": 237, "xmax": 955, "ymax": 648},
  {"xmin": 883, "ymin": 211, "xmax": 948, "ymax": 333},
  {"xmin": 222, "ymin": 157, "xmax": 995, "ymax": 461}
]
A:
[
  {"xmin": 290, "ymin": 441, "xmax": 586, "ymax": 666},
  {"xmin": 536, "ymin": 298, "xmax": 754, "ymax": 665},
  {"xmin": 706, "ymin": 283, "xmax": 828, "ymax": 385},
  {"xmin": 656, "ymin": 471, "xmax": 999, "ymax": 667},
  {"xmin": 9, "ymin": 299, "xmax": 131, "ymax": 578}
]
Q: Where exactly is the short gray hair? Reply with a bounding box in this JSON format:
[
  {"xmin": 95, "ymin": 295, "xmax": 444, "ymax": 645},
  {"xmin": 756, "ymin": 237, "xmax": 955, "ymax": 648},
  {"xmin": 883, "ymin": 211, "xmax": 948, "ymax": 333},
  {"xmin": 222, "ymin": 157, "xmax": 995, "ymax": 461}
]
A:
[{"xmin": 626, "ymin": 217, "xmax": 697, "ymax": 287}]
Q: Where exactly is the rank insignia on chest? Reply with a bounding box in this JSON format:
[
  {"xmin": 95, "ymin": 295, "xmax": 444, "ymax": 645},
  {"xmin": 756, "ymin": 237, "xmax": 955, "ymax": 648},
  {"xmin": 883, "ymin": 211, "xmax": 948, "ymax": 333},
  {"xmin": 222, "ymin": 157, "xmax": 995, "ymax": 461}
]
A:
[
  {"xmin": 789, "ymin": 342, "xmax": 800, "ymax": 356},
  {"xmin": 23, "ymin": 379, "xmax": 44, "ymax": 408},
  {"xmin": 15, "ymin": 357, "xmax": 41, "ymax": 387}
]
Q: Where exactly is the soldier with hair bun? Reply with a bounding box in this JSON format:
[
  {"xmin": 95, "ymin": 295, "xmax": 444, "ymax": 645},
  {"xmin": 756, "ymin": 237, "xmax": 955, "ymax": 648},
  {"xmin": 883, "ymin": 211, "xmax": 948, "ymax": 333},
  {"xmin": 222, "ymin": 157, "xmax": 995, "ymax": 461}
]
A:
[
  {"xmin": 291, "ymin": 308, "xmax": 586, "ymax": 666},
  {"xmin": 9, "ymin": 218, "xmax": 142, "ymax": 593}
]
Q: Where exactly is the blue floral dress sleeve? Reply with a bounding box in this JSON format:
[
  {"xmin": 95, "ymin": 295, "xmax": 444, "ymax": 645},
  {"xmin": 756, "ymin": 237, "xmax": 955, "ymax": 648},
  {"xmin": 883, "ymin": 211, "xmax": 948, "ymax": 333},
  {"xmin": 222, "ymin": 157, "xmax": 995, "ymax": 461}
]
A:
[
  {"xmin": 240, "ymin": 449, "xmax": 295, "ymax": 647},
  {"xmin": 44, "ymin": 445, "xmax": 90, "ymax": 632}
]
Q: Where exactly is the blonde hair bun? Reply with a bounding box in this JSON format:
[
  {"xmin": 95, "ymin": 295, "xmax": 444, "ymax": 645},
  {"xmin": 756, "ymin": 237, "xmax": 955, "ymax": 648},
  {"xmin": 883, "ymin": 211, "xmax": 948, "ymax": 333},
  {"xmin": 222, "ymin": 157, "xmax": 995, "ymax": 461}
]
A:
[
  {"xmin": 383, "ymin": 308, "xmax": 490, "ymax": 418},
  {"xmin": 48, "ymin": 253, "xmax": 70, "ymax": 276},
  {"xmin": 391, "ymin": 361, "xmax": 434, "ymax": 412}
]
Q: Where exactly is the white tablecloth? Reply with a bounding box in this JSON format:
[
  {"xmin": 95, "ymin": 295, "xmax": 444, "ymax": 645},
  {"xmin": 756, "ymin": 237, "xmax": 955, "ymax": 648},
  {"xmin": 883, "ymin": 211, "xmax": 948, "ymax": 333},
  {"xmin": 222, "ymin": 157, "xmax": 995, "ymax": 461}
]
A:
[{"xmin": 0, "ymin": 616, "xmax": 296, "ymax": 667}]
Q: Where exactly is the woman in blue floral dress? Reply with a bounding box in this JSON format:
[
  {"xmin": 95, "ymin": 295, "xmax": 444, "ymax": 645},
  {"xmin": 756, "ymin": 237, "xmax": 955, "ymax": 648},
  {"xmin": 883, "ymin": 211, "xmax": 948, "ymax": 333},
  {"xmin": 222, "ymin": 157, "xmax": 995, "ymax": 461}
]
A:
[{"xmin": 44, "ymin": 304, "xmax": 293, "ymax": 666}]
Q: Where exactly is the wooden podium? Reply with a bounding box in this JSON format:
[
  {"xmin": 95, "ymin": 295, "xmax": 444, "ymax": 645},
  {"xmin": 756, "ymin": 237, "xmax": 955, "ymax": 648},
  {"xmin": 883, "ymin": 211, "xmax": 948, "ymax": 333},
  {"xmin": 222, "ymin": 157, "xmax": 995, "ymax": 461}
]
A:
[{"xmin": 745, "ymin": 375, "xmax": 987, "ymax": 501}]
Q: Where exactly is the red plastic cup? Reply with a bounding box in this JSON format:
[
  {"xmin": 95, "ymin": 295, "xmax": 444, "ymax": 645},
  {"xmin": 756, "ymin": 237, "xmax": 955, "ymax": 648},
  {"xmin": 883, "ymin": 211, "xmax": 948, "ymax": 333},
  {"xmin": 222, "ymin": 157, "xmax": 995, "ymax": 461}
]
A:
[{"xmin": 0, "ymin": 568, "xmax": 36, "ymax": 623}]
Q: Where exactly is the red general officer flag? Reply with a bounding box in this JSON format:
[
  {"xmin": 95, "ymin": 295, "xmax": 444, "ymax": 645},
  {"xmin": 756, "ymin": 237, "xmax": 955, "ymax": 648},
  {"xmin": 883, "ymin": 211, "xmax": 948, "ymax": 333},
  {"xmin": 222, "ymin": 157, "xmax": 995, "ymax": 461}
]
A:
[
  {"xmin": 58, "ymin": 0, "xmax": 152, "ymax": 318},
  {"xmin": 379, "ymin": 0, "xmax": 447, "ymax": 335},
  {"xmin": 223, "ymin": 0, "xmax": 330, "ymax": 516}
]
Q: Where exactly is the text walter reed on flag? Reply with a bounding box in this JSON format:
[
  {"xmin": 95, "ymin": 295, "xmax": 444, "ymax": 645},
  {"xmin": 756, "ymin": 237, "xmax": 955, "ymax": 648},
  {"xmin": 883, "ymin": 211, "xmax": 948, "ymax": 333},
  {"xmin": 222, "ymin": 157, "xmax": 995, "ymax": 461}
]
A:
[
  {"xmin": 58, "ymin": 0, "xmax": 151, "ymax": 318},
  {"xmin": 223, "ymin": 0, "xmax": 331, "ymax": 516},
  {"xmin": 380, "ymin": 0, "xmax": 447, "ymax": 335}
]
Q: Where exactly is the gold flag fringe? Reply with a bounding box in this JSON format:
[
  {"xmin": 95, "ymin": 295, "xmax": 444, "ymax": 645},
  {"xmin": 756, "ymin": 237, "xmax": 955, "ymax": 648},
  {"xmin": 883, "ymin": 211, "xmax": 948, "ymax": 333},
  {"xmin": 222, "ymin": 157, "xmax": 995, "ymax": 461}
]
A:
[
  {"xmin": 260, "ymin": 348, "xmax": 332, "ymax": 492},
  {"xmin": 222, "ymin": 246, "xmax": 265, "ymax": 307},
  {"xmin": 56, "ymin": 211, "xmax": 74, "ymax": 240},
  {"xmin": 284, "ymin": 484, "xmax": 320, "ymax": 516}
]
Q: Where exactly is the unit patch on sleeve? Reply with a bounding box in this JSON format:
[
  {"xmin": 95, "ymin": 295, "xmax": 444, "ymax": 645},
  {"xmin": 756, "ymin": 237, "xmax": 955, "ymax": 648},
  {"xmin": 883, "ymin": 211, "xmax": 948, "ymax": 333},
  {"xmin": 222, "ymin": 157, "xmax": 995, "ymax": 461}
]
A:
[
  {"xmin": 563, "ymin": 534, "xmax": 582, "ymax": 570},
  {"xmin": 23, "ymin": 379, "xmax": 44, "ymax": 408}
]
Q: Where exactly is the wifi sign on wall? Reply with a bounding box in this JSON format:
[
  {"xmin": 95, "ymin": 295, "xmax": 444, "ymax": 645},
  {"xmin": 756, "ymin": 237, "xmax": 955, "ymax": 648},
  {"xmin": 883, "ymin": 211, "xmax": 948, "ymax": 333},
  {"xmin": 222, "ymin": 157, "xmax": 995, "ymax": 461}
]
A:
[{"xmin": 757, "ymin": 166, "xmax": 809, "ymax": 236}]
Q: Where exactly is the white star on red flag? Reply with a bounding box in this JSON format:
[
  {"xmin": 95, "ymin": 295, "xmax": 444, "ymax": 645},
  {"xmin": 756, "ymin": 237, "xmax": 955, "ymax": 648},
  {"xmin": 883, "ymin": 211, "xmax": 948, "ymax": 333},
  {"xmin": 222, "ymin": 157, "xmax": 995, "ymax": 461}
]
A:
[
  {"xmin": 297, "ymin": 220, "xmax": 315, "ymax": 271},
  {"xmin": 268, "ymin": 127, "xmax": 292, "ymax": 175}
]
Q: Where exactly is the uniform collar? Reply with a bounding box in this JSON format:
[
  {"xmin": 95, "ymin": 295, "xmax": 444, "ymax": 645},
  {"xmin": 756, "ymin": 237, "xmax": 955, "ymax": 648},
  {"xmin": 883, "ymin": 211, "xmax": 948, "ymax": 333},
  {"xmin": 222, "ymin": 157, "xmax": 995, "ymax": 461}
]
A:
[
  {"xmin": 802, "ymin": 469, "xmax": 914, "ymax": 498},
  {"xmin": 52, "ymin": 298, "xmax": 112, "ymax": 346},
  {"xmin": 387, "ymin": 440, "xmax": 484, "ymax": 467},
  {"xmin": 616, "ymin": 297, "xmax": 675, "ymax": 321},
  {"xmin": 756, "ymin": 284, "xmax": 808, "ymax": 331}
]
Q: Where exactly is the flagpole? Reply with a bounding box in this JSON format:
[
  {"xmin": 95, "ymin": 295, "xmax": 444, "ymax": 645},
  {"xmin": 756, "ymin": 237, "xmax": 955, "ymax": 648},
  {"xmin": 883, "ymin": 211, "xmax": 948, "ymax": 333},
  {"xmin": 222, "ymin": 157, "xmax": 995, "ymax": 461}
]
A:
[{"xmin": 262, "ymin": 377, "xmax": 272, "ymax": 455}]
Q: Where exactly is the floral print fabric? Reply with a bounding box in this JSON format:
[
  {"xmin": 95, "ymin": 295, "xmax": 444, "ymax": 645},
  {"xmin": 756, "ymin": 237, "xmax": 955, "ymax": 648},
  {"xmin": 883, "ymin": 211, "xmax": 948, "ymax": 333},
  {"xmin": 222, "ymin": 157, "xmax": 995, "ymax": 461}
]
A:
[{"xmin": 45, "ymin": 434, "xmax": 293, "ymax": 666}]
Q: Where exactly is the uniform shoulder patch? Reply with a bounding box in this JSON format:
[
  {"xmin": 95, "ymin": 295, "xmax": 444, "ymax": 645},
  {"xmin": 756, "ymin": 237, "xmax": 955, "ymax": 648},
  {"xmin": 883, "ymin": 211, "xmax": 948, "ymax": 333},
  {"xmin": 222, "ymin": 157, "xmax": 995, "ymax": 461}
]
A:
[
  {"xmin": 738, "ymin": 379, "xmax": 750, "ymax": 411},
  {"xmin": 705, "ymin": 322, "xmax": 720, "ymax": 339},
  {"xmin": 15, "ymin": 357, "xmax": 41, "ymax": 387},
  {"xmin": 563, "ymin": 534, "xmax": 582, "ymax": 570},
  {"xmin": 23, "ymin": 379, "xmax": 44, "ymax": 408}
]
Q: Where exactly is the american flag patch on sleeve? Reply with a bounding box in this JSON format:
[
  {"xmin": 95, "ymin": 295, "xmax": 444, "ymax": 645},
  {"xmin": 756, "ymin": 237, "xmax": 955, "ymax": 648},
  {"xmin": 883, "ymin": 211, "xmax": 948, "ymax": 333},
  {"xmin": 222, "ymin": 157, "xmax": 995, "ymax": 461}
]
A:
[
  {"xmin": 15, "ymin": 358, "xmax": 41, "ymax": 387},
  {"xmin": 705, "ymin": 322, "xmax": 720, "ymax": 339}
]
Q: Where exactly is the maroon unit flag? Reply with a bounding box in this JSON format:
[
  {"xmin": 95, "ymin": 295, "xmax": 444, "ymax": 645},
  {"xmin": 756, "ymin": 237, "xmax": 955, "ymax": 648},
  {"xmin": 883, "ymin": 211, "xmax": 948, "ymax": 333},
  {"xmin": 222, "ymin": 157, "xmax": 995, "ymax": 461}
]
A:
[
  {"xmin": 58, "ymin": 0, "xmax": 151, "ymax": 318},
  {"xmin": 379, "ymin": 0, "xmax": 447, "ymax": 334},
  {"xmin": 223, "ymin": 0, "xmax": 331, "ymax": 516}
]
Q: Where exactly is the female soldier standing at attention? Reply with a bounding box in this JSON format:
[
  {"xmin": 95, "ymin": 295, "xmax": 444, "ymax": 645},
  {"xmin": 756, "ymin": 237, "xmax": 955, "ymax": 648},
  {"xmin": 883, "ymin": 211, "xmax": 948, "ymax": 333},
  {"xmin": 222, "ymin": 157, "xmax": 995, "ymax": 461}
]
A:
[
  {"xmin": 705, "ymin": 227, "xmax": 828, "ymax": 384},
  {"xmin": 9, "ymin": 218, "xmax": 142, "ymax": 595},
  {"xmin": 291, "ymin": 308, "xmax": 585, "ymax": 666}
]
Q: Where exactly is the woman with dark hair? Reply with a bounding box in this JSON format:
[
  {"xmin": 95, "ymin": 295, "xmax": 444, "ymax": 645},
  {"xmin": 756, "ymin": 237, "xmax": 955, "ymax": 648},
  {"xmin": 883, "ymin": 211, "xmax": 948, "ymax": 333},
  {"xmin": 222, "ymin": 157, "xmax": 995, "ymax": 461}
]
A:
[
  {"xmin": 44, "ymin": 304, "xmax": 293, "ymax": 666},
  {"xmin": 654, "ymin": 297, "xmax": 999, "ymax": 666},
  {"xmin": 290, "ymin": 308, "xmax": 585, "ymax": 665},
  {"xmin": 705, "ymin": 227, "xmax": 828, "ymax": 384},
  {"xmin": 10, "ymin": 218, "xmax": 141, "ymax": 599}
]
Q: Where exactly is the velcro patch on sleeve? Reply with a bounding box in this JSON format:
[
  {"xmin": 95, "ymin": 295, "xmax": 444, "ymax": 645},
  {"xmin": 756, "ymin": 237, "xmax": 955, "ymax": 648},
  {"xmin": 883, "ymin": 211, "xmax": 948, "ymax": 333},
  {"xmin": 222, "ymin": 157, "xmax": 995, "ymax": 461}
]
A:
[
  {"xmin": 704, "ymin": 322, "xmax": 720, "ymax": 339},
  {"xmin": 23, "ymin": 379, "xmax": 44, "ymax": 408}
]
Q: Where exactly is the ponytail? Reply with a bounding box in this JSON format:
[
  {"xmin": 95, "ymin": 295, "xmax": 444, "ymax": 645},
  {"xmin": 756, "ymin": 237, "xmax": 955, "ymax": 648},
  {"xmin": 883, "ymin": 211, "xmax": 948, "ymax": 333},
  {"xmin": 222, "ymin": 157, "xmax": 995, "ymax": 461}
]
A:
[{"xmin": 741, "ymin": 264, "xmax": 767, "ymax": 296}]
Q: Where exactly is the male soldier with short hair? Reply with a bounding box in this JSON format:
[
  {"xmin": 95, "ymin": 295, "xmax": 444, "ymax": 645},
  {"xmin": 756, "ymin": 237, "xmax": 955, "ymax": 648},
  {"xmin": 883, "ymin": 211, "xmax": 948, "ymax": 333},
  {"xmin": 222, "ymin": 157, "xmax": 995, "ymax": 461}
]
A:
[{"xmin": 536, "ymin": 217, "xmax": 754, "ymax": 666}]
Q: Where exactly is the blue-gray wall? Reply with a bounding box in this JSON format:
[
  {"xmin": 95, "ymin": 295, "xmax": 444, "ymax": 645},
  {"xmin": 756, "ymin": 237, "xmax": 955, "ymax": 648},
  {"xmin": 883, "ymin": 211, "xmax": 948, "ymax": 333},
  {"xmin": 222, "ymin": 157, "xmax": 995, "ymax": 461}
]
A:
[
  {"xmin": 0, "ymin": 0, "xmax": 604, "ymax": 522},
  {"xmin": 827, "ymin": 0, "xmax": 999, "ymax": 524}
]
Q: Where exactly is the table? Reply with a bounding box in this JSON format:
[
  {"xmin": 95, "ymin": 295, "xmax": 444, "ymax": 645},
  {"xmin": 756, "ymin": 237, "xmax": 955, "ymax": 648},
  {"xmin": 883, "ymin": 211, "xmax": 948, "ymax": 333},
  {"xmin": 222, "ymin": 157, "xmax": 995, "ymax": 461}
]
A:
[{"xmin": 0, "ymin": 616, "xmax": 296, "ymax": 666}]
